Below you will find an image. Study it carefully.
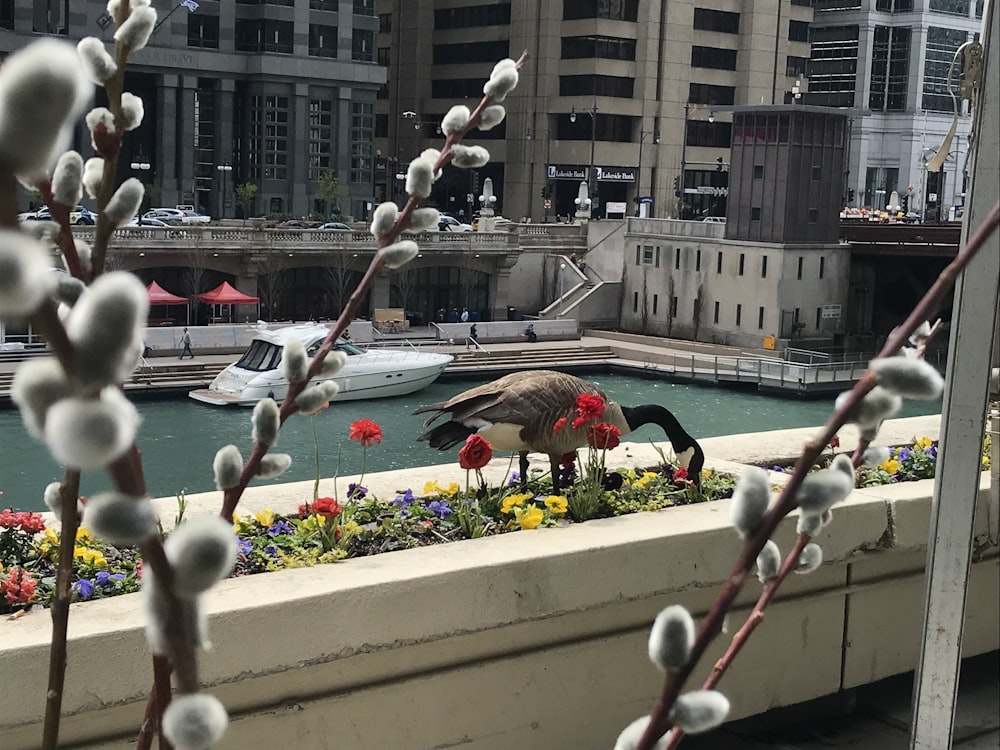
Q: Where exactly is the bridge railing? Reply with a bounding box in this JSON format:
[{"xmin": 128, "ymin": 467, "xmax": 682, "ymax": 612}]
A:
[{"xmin": 644, "ymin": 352, "xmax": 870, "ymax": 390}]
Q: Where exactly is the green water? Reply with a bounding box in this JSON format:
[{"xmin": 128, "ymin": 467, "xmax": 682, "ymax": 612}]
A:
[{"xmin": 1, "ymin": 372, "xmax": 939, "ymax": 512}]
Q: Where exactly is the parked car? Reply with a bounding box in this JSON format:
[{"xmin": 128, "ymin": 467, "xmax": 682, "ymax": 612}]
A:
[
  {"xmin": 143, "ymin": 207, "xmax": 211, "ymax": 224},
  {"xmin": 701, "ymin": 216, "xmax": 726, "ymax": 224},
  {"xmin": 274, "ymin": 219, "xmax": 324, "ymax": 229},
  {"xmin": 318, "ymin": 221, "xmax": 351, "ymax": 231},
  {"xmin": 470, "ymin": 215, "xmax": 509, "ymax": 230},
  {"xmin": 22, "ymin": 204, "xmax": 95, "ymax": 225},
  {"xmin": 437, "ymin": 215, "xmax": 473, "ymax": 232},
  {"xmin": 125, "ymin": 216, "xmax": 170, "ymax": 227}
]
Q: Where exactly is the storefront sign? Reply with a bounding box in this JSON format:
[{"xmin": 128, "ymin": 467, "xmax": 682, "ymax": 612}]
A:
[
  {"xmin": 547, "ymin": 165, "xmax": 587, "ymax": 180},
  {"xmin": 596, "ymin": 167, "xmax": 636, "ymax": 183}
]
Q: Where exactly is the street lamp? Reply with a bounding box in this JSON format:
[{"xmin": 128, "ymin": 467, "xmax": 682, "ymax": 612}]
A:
[
  {"xmin": 636, "ymin": 129, "xmax": 659, "ymax": 217},
  {"xmin": 559, "ymin": 262, "xmax": 566, "ymax": 309},
  {"xmin": 216, "ymin": 162, "xmax": 232, "ymax": 220},
  {"xmin": 130, "ymin": 148, "xmax": 151, "ymax": 224},
  {"xmin": 570, "ymin": 102, "xmax": 598, "ymax": 212}
]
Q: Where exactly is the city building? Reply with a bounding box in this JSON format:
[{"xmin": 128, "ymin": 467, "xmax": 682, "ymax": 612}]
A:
[{"xmin": 1, "ymin": 0, "xmax": 385, "ymax": 219}]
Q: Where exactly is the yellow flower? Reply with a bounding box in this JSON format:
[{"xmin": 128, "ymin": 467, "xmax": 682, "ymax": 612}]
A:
[
  {"xmin": 501, "ymin": 493, "xmax": 531, "ymax": 514},
  {"xmin": 44, "ymin": 527, "xmax": 59, "ymax": 545},
  {"xmin": 544, "ymin": 495, "xmax": 568, "ymax": 515},
  {"xmin": 514, "ymin": 505, "xmax": 544, "ymax": 530},
  {"xmin": 914, "ymin": 436, "xmax": 933, "ymax": 451},
  {"xmin": 298, "ymin": 514, "xmax": 326, "ymax": 534},
  {"xmin": 254, "ymin": 509, "xmax": 275, "ymax": 528},
  {"xmin": 423, "ymin": 480, "xmax": 442, "ymax": 496},
  {"xmin": 442, "ymin": 482, "xmax": 460, "ymax": 497},
  {"xmin": 701, "ymin": 469, "xmax": 714, "ymax": 479},
  {"xmin": 232, "ymin": 514, "xmax": 255, "ymax": 534},
  {"xmin": 75, "ymin": 527, "xmax": 92, "ymax": 544},
  {"xmin": 880, "ymin": 458, "xmax": 900, "ymax": 475},
  {"xmin": 74, "ymin": 547, "xmax": 106, "ymax": 568},
  {"xmin": 342, "ymin": 520, "xmax": 362, "ymax": 535}
]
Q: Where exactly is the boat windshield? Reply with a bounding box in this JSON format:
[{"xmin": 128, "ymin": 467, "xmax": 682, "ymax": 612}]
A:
[
  {"xmin": 234, "ymin": 340, "xmax": 284, "ymax": 372},
  {"xmin": 333, "ymin": 338, "xmax": 364, "ymax": 356}
]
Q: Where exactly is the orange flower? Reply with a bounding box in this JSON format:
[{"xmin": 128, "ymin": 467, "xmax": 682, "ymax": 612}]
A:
[
  {"xmin": 349, "ymin": 419, "xmax": 383, "ymax": 447},
  {"xmin": 1, "ymin": 567, "xmax": 37, "ymax": 605},
  {"xmin": 459, "ymin": 434, "xmax": 493, "ymax": 470}
]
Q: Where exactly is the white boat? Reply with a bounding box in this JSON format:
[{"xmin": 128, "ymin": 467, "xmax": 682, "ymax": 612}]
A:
[{"xmin": 188, "ymin": 325, "xmax": 453, "ymax": 406}]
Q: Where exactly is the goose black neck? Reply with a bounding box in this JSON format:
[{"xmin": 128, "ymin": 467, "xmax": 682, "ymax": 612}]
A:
[{"xmin": 621, "ymin": 404, "xmax": 705, "ymax": 474}]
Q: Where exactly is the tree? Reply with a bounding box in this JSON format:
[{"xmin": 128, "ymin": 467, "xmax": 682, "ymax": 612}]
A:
[
  {"xmin": 235, "ymin": 183, "xmax": 258, "ymax": 225},
  {"xmin": 323, "ymin": 250, "xmax": 356, "ymax": 318},
  {"xmin": 316, "ymin": 171, "xmax": 345, "ymax": 219},
  {"xmin": 391, "ymin": 267, "xmax": 419, "ymax": 313},
  {"xmin": 256, "ymin": 250, "xmax": 290, "ymax": 321}
]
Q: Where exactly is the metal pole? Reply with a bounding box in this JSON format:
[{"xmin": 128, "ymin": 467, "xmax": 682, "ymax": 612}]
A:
[
  {"xmin": 637, "ymin": 130, "xmax": 645, "ymax": 217},
  {"xmin": 679, "ymin": 102, "xmax": 689, "ymax": 219},
  {"xmin": 589, "ymin": 102, "xmax": 597, "ymax": 213},
  {"xmin": 910, "ymin": 2, "xmax": 998, "ymax": 745}
]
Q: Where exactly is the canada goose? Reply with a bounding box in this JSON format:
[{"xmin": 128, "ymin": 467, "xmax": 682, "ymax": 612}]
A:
[{"xmin": 415, "ymin": 370, "xmax": 704, "ymax": 493}]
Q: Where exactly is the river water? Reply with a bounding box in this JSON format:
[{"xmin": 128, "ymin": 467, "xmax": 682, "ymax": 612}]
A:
[{"xmin": 1, "ymin": 371, "xmax": 939, "ymax": 512}]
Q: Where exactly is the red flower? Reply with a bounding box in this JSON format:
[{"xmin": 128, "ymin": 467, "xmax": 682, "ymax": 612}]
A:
[
  {"xmin": 458, "ymin": 434, "xmax": 493, "ymax": 470},
  {"xmin": 0, "ymin": 509, "xmax": 46, "ymax": 533},
  {"xmin": 575, "ymin": 393, "xmax": 606, "ymax": 422},
  {"xmin": 561, "ymin": 452, "xmax": 577, "ymax": 468},
  {"xmin": 587, "ymin": 422, "xmax": 621, "ymax": 451},
  {"xmin": 571, "ymin": 415, "xmax": 589, "ymax": 431},
  {"xmin": 553, "ymin": 417, "xmax": 568, "ymax": 433},
  {"xmin": 314, "ymin": 497, "xmax": 343, "ymax": 518},
  {"xmin": 1, "ymin": 567, "xmax": 37, "ymax": 605},
  {"xmin": 672, "ymin": 467, "xmax": 690, "ymax": 485},
  {"xmin": 829, "ymin": 434, "xmax": 841, "ymax": 449},
  {"xmin": 349, "ymin": 419, "xmax": 383, "ymax": 447}
]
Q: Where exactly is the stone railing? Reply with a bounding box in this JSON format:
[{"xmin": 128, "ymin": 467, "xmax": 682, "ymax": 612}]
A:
[{"xmin": 2, "ymin": 416, "xmax": 996, "ymax": 750}]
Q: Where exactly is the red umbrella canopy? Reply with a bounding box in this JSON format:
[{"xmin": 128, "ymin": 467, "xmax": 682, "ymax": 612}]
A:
[
  {"xmin": 146, "ymin": 281, "xmax": 188, "ymax": 305},
  {"xmin": 193, "ymin": 281, "xmax": 260, "ymax": 304}
]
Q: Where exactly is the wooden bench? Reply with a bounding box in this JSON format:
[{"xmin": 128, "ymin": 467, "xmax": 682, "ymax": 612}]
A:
[{"xmin": 373, "ymin": 308, "xmax": 409, "ymax": 333}]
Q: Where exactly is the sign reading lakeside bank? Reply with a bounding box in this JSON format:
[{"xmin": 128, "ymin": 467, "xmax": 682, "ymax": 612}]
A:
[{"xmin": 548, "ymin": 165, "xmax": 636, "ymax": 183}]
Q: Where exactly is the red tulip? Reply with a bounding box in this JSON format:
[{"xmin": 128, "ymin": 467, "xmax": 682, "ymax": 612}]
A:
[
  {"xmin": 349, "ymin": 419, "xmax": 383, "ymax": 447},
  {"xmin": 587, "ymin": 422, "xmax": 621, "ymax": 451},
  {"xmin": 459, "ymin": 434, "xmax": 493, "ymax": 470}
]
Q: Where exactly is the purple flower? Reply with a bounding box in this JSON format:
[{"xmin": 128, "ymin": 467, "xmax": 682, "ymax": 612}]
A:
[
  {"xmin": 925, "ymin": 445, "xmax": 938, "ymax": 459},
  {"xmin": 347, "ymin": 483, "xmax": 368, "ymax": 498},
  {"xmin": 263, "ymin": 545, "xmax": 279, "ymax": 558},
  {"xmin": 392, "ymin": 489, "xmax": 415, "ymax": 509},
  {"xmin": 897, "ymin": 448, "xmax": 910, "ymax": 462},
  {"xmin": 427, "ymin": 500, "xmax": 452, "ymax": 519},
  {"xmin": 267, "ymin": 520, "xmax": 294, "ymax": 537},
  {"xmin": 508, "ymin": 472, "xmax": 521, "ymax": 486},
  {"xmin": 73, "ymin": 579, "xmax": 95, "ymax": 600},
  {"xmin": 237, "ymin": 538, "xmax": 253, "ymax": 556},
  {"xmin": 94, "ymin": 571, "xmax": 125, "ymax": 588},
  {"xmin": 772, "ymin": 465, "xmax": 785, "ymax": 473}
]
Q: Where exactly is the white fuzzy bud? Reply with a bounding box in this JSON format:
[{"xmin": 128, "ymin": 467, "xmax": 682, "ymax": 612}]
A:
[
  {"xmin": 729, "ymin": 466, "xmax": 770, "ymax": 538},
  {"xmin": 67, "ymin": 271, "xmax": 148, "ymax": 390},
  {"xmin": 613, "ymin": 716, "xmax": 668, "ymax": 750},
  {"xmin": 52, "ymin": 151, "xmax": 84, "ymax": 208},
  {"xmin": 756, "ymin": 539, "xmax": 781, "ymax": 582},
  {"xmin": 796, "ymin": 513, "xmax": 823, "ymax": 537},
  {"xmin": 418, "ymin": 148, "xmax": 443, "ymax": 180},
  {"xmin": 85, "ymin": 107, "xmax": 116, "ymax": 149},
  {"xmin": 213, "ymin": 445, "xmax": 243, "ymax": 490},
  {"xmin": 114, "ymin": 6, "xmax": 157, "ymax": 51},
  {"xmin": 83, "ymin": 158, "xmax": 104, "ymax": 199},
  {"xmin": 796, "ymin": 542, "xmax": 823, "ymax": 574},
  {"xmin": 908, "ymin": 320, "xmax": 931, "ymax": 345},
  {"xmin": 77, "ymin": 37, "xmax": 118, "ymax": 84},
  {"xmin": 120, "ymin": 92, "xmax": 144, "ymax": 130},
  {"xmin": 861, "ymin": 446, "xmax": 890, "ymax": 466},
  {"xmin": 370, "ymin": 201, "xmax": 398, "ymax": 238},
  {"xmin": 70, "ymin": 239, "xmax": 94, "ymax": 276},
  {"xmin": 83, "ymin": 492, "xmax": 158, "ymax": 545},
  {"xmin": 165, "ymin": 516, "xmax": 237, "ymax": 598},
  {"xmin": 162, "ymin": 693, "xmax": 229, "ymax": 750},
  {"xmin": 830, "ymin": 453, "xmax": 855, "ymax": 478},
  {"xmin": 0, "ymin": 39, "xmax": 92, "ymax": 176},
  {"xmin": 407, "ymin": 208, "xmax": 440, "ymax": 232},
  {"xmin": 281, "ymin": 339, "xmax": 309, "ymax": 384},
  {"xmin": 251, "ymin": 398, "xmax": 280, "ymax": 446},
  {"xmin": 796, "ymin": 465, "xmax": 854, "ymax": 517},
  {"xmin": 19, "ymin": 219, "xmax": 60, "ymax": 242},
  {"xmin": 44, "ymin": 389, "xmax": 141, "ymax": 470},
  {"xmin": 295, "ymin": 380, "xmax": 339, "ymax": 415},
  {"xmin": 257, "ymin": 453, "xmax": 292, "ymax": 480},
  {"xmin": 142, "ymin": 568, "xmax": 207, "ymax": 655},
  {"xmin": 836, "ymin": 385, "xmax": 902, "ymax": 430},
  {"xmin": 314, "ymin": 350, "xmax": 347, "ymax": 377},
  {"xmin": 668, "ymin": 690, "xmax": 730, "ymax": 735},
  {"xmin": 484, "ymin": 61, "xmax": 519, "ymax": 101},
  {"xmin": 647, "ymin": 605, "xmax": 695, "ymax": 672},
  {"xmin": 103, "ymin": 178, "xmax": 145, "ymax": 226},
  {"xmin": 0, "ymin": 230, "xmax": 58, "ymax": 318},
  {"xmin": 43, "ymin": 482, "xmax": 63, "ymax": 517},
  {"xmin": 869, "ymin": 357, "xmax": 944, "ymax": 400},
  {"xmin": 378, "ymin": 240, "xmax": 419, "ymax": 269},
  {"xmin": 441, "ymin": 105, "xmax": 470, "ymax": 135},
  {"xmin": 450, "ymin": 144, "xmax": 491, "ymax": 169},
  {"xmin": 406, "ymin": 159, "xmax": 434, "ymax": 199},
  {"xmin": 11, "ymin": 358, "xmax": 70, "ymax": 440},
  {"xmin": 478, "ymin": 105, "xmax": 506, "ymax": 131}
]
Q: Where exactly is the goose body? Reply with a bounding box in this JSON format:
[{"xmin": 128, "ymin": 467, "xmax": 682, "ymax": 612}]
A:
[{"xmin": 415, "ymin": 370, "xmax": 704, "ymax": 491}]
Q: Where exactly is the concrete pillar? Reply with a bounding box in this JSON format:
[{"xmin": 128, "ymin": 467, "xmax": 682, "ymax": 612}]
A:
[
  {"xmin": 157, "ymin": 74, "xmax": 180, "ymax": 207},
  {"xmin": 371, "ymin": 271, "xmax": 391, "ymax": 313},
  {"xmin": 292, "ymin": 83, "xmax": 310, "ymax": 216},
  {"xmin": 490, "ymin": 256, "xmax": 518, "ymax": 322},
  {"xmin": 177, "ymin": 77, "xmax": 198, "ymax": 206}
]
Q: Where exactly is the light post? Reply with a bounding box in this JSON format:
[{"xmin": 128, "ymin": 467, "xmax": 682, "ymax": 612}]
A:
[
  {"xmin": 636, "ymin": 129, "xmax": 658, "ymax": 217},
  {"xmin": 677, "ymin": 105, "xmax": 715, "ymax": 219},
  {"xmin": 215, "ymin": 162, "xmax": 232, "ymax": 220},
  {"xmin": 130, "ymin": 148, "xmax": 151, "ymax": 225},
  {"xmin": 570, "ymin": 101, "xmax": 597, "ymax": 213},
  {"xmin": 559, "ymin": 262, "xmax": 566, "ymax": 306}
]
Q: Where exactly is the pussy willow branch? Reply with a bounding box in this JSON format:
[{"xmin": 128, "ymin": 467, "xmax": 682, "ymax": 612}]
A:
[
  {"xmin": 40, "ymin": 472, "xmax": 81, "ymax": 750},
  {"xmin": 38, "ymin": 180, "xmax": 90, "ymax": 283},
  {"xmin": 219, "ymin": 51, "xmax": 530, "ymax": 521},
  {"xmin": 637, "ymin": 200, "xmax": 1000, "ymax": 750}
]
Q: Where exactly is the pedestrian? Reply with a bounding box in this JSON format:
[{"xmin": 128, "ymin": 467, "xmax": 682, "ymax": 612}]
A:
[
  {"xmin": 468, "ymin": 324, "xmax": 478, "ymax": 348},
  {"xmin": 578, "ymin": 258, "xmax": 586, "ymax": 274},
  {"xmin": 178, "ymin": 327, "xmax": 194, "ymax": 359},
  {"xmin": 460, "ymin": 307, "xmax": 469, "ymax": 323},
  {"xmin": 449, "ymin": 308, "xmax": 459, "ymax": 323},
  {"xmin": 524, "ymin": 324, "xmax": 537, "ymax": 344}
]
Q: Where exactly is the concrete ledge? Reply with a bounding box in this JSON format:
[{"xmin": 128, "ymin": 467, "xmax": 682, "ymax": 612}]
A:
[{"xmin": 2, "ymin": 415, "xmax": 996, "ymax": 750}]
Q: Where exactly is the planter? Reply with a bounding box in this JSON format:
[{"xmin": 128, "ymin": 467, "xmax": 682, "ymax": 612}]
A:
[{"xmin": 1, "ymin": 416, "xmax": 997, "ymax": 750}]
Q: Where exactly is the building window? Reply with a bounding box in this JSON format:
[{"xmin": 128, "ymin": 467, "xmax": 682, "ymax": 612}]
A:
[
  {"xmin": 688, "ymin": 83, "xmax": 736, "ymax": 106},
  {"xmin": 811, "ymin": 166, "xmax": 822, "ymax": 181},
  {"xmin": 434, "ymin": 40, "xmax": 510, "ymax": 65},
  {"xmin": 353, "ymin": 0, "xmax": 374, "ymax": 15},
  {"xmin": 235, "ymin": 20, "xmax": 293, "ymax": 54},
  {"xmin": 761, "ymin": 256, "xmax": 768, "ymax": 278},
  {"xmin": 696, "ymin": 250, "xmax": 702, "ymax": 271},
  {"xmin": 797, "ymin": 257, "xmax": 804, "ymax": 279},
  {"xmin": 870, "ymin": 25, "xmax": 911, "ymax": 111},
  {"xmin": 248, "ymin": 95, "xmax": 289, "ymax": 180},
  {"xmin": 353, "ymin": 29, "xmax": 374, "ymax": 62},
  {"xmin": 808, "ymin": 208, "xmax": 819, "ymax": 223},
  {"xmin": 753, "ymin": 165, "xmax": 764, "ymax": 180},
  {"xmin": 642, "ymin": 245, "xmax": 654, "ymax": 264},
  {"xmin": 875, "ymin": 0, "xmax": 914, "ymax": 9},
  {"xmin": 633, "ymin": 291, "xmax": 639, "ymax": 313},
  {"xmin": 311, "ymin": 0, "xmax": 338, "ymax": 9},
  {"xmin": 308, "ymin": 24, "xmax": 338, "ymax": 58},
  {"xmin": 378, "ymin": 12, "xmax": 391, "ymax": 32},
  {"xmin": 713, "ymin": 301, "xmax": 720, "ymax": 324},
  {"xmin": 786, "ymin": 55, "xmax": 809, "ymax": 78},
  {"xmin": 1, "ymin": 0, "xmax": 14, "ymax": 30},
  {"xmin": 561, "ymin": 35, "xmax": 637, "ymax": 61},
  {"xmin": 188, "ymin": 14, "xmax": 220, "ymax": 49},
  {"xmin": 691, "ymin": 46, "xmax": 738, "ymax": 71},
  {"xmin": 674, "ymin": 248, "xmax": 681, "ymax": 270},
  {"xmin": 758, "ymin": 307, "xmax": 765, "ymax": 329},
  {"xmin": 716, "ymin": 251, "xmax": 723, "ymax": 274},
  {"xmin": 307, "ymin": 98, "xmax": 333, "ymax": 181},
  {"xmin": 795, "ymin": 307, "xmax": 801, "ymax": 323},
  {"xmin": 736, "ymin": 304, "xmax": 742, "ymax": 327},
  {"xmin": 923, "ymin": 27, "xmax": 967, "ymax": 111},
  {"xmin": 807, "ymin": 25, "xmax": 859, "ymax": 108},
  {"xmin": 33, "ymin": 0, "xmax": 69, "ymax": 34},
  {"xmin": 559, "ymin": 75, "xmax": 634, "ymax": 98},
  {"xmin": 788, "ymin": 20, "xmax": 810, "ymax": 42},
  {"xmin": 751, "ymin": 207, "xmax": 762, "ymax": 221},
  {"xmin": 563, "ymin": 0, "xmax": 639, "ymax": 22},
  {"xmin": 653, "ymin": 294, "xmax": 659, "ymax": 315},
  {"xmin": 929, "ymin": 0, "xmax": 970, "ymax": 14},
  {"xmin": 655, "ymin": 247, "xmax": 661, "ymax": 267},
  {"xmin": 738, "ymin": 253, "xmax": 745, "ymax": 276},
  {"xmin": 635, "ymin": 245, "xmax": 641, "ymax": 265},
  {"xmin": 693, "ymin": 8, "xmax": 740, "ymax": 34},
  {"xmin": 670, "ymin": 296, "xmax": 679, "ymax": 317},
  {"xmin": 350, "ymin": 102, "xmax": 374, "ymax": 185},
  {"xmin": 819, "ymin": 256, "xmax": 826, "ymax": 279},
  {"xmin": 435, "ymin": 3, "xmax": 512, "ymax": 28}
]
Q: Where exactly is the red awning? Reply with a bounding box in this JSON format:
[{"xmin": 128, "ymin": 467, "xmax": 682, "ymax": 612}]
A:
[
  {"xmin": 146, "ymin": 281, "xmax": 188, "ymax": 305},
  {"xmin": 193, "ymin": 281, "xmax": 260, "ymax": 304}
]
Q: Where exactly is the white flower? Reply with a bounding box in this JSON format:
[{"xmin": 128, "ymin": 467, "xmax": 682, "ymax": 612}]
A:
[
  {"xmin": 483, "ymin": 59, "xmax": 518, "ymax": 101},
  {"xmin": 407, "ymin": 208, "xmax": 440, "ymax": 232},
  {"xmin": 103, "ymin": 178, "xmax": 145, "ymax": 226},
  {"xmin": 281, "ymin": 339, "xmax": 309, "ymax": 384},
  {"xmin": 251, "ymin": 398, "xmax": 280, "ymax": 446},
  {"xmin": 796, "ymin": 512, "xmax": 823, "ymax": 537},
  {"xmin": 795, "ymin": 543, "xmax": 824, "ymax": 574},
  {"xmin": 869, "ymin": 357, "xmax": 944, "ymax": 400},
  {"xmin": 314, "ymin": 350, "xmax": 346, "ymax": 377},
  {"xmin": 83, "ymin": 157, "xmax": 105, "ymax": 199},
  {"xmin": 44, "ymin": 388, "xmax": 141, "ymax": 470},
  {"xmin": 406, "ymin": 159, "xmax": 434, "ymax": 199},
  {"xmin": 165, "ymin": 516, "xmax": 238, "ymax": 598},
  {"xmin": 647, "ymin": 605, "xmax": 695, "ymax": 671},
  {"xmin": 755, "ymin": 539, "xmax": 781, "ymax": 582},
  {"xmin": 861, "ymin": 446, "xmax": 890, "ymax": 466},
  {"xmin": 162, "ymin": 693, "xmax": 228, "ymax": 750},
  {"xmin": 370, "ymin": 201, "xmax": 399, "ymax": 239},
  {"xmin": 613, "ymin": 716, "xmax": 668, "ymax": 750},
  {"xmin": 257, "ymin": 453, "xmax": 292, "ymax": 479},
  {"xmin": 836, "ymin": 385, "xmax": 901, "ymax": 430},
  {"xmin": 478, "ymin": 105, "xmax": 506, "ymax": 131},
  {"xmin": 0, "ymin": 230, "xmax": 59, "ymax": 319},
  {"xmin": 295, "ymin": 380, "xmax": 339, "ymax": 414},
  {"xmin": 729, "ymin": 466, "xmax": 770, "ymax": 538},
  {"xmin": 141, "ymin": 569, "xmax": 208, "ymax": 655},
  {"xmin": 77, "ymin": 37, "xmax": 118, "ymax": 84},
  {"xmin": 85, "ymin": 107, "xmax": 117, "ymax": 149},
  {"xmin": 10, "ymin": 358, "xmax": 70, "ymax": 440},
  {"xmin": 83, "ymin": 492, "xmax": 159, "ymax": 545},
  {"xmin": 213, "ymin": 445, "xmax": 243, "ymax": 490},
  {"xmin": 70, "ymin": 239, "xmax": 94, "ymax": 276},
  {"xmin": 114, "ymin": 6, "xmax": 157, "ymax": 51},
  {"xmin": 120, "ymin": 92, "xmax": 145, "ymax": 131},
  {"xmin": 796, "ymin": 464, "xmax": 854, "ymax": 517}
]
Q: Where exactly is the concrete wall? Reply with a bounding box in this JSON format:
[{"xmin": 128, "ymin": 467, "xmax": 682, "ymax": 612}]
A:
[{"xmin": 2, "ymin": 417, "xmax": 996, "ymax": 750}]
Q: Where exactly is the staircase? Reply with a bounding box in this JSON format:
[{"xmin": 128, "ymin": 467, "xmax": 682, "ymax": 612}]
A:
[{"xmin": 446, "ymin": 345, "xmax": 618, "ymax": 374}]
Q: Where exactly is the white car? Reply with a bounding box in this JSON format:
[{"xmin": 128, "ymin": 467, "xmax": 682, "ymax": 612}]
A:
[
  {"xmin": 143, "ymin": 208, "xmax": 211, "ymax": 224},
  {"xmin": 125, "ymin": 217, "xmax": 170, "ymax": 227},
  {"xmin": 437, "ymin": 215, "xmax": 473, "ymax": 232}
]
